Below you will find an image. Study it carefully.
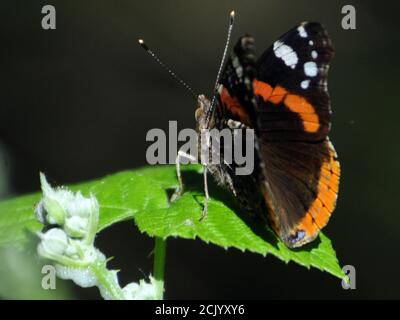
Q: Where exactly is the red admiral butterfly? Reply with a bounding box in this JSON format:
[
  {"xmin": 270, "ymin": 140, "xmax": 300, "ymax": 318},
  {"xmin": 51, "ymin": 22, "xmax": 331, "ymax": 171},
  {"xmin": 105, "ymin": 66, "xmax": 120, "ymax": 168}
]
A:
[{"xmin": 140, "ymin": 11, "xmax": 340, "ymax": 248}]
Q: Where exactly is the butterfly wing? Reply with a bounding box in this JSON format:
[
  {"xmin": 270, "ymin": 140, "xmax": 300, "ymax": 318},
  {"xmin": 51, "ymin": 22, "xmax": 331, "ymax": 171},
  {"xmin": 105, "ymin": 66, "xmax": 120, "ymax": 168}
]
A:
[
  {"xmin": 213, "ymin": 23, "xmax": 340, "ymax": 248},
  {"xmin": 255, "ymin": 22, "xmax": 333, "ymax": 141},
  {"xmin": 215, "ymin": 35, "xmax": 258, "ymax": 129},
  {"xmin": 209, "ymin": 35, "xmax": 266, "ymax": 215},
  {"xmin": 254, "ymin": 22, "xmax": 340, "ymax": 247}
]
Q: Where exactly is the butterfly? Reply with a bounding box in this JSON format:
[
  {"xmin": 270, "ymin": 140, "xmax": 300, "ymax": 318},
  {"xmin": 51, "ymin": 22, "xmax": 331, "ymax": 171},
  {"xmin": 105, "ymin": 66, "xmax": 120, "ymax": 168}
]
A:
[
  {"xmin": 192, "ymin": 18, "xmax": 340, "ymax": 248},
  {"xmin": 140, "ymin": 13, "xmax": 340, "ymax": 248}
]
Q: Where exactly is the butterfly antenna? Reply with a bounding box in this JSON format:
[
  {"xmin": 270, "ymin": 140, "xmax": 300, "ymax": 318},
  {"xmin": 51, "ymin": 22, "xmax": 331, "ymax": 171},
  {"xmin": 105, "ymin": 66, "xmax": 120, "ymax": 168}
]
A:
[
  {"xmin": 138, "ymin": 39, "xmax": 198, "ymax": 99},
  {"xmin": 206, "ymin": 10, "xmax": 235, "ymax": 124}
]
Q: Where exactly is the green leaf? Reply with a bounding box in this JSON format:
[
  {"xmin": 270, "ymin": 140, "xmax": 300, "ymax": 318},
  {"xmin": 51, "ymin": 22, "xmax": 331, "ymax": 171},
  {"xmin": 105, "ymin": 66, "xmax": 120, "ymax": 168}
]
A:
[{"xmin": 0, "ymin": 165, "xmax": 345, "ymax": 280}]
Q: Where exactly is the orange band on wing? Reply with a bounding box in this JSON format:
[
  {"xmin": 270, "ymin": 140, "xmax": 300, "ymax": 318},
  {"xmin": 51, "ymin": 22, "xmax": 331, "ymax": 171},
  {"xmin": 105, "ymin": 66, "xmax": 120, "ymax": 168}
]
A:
[
  {"xmin": 295, "ymin": 140, "xmax": 340, "ymax": 238},
  {"xmin": 253, "ymin": 80, "xmax": 287, "ymax": 104},
  {"xmin": 284, "ymin": 95, "xmax": 320, "ymax": 133},
  {"xmin": 253, "ymin": 79, "xmax": 273, "ymax": 100},
  {"xmin": 253, "ymin": 79, "xmax": 320, "ymax": 133},
  {"xmin": 219, "ymin": 86, "xmax": 251, "ymax": 126}
]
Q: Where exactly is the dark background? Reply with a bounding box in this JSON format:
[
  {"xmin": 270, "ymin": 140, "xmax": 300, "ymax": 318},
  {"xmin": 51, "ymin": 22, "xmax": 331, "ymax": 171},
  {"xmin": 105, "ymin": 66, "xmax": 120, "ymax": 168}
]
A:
[{"xmin": 1, "ymin": 0, "xmax": 399, "ymax": 299}]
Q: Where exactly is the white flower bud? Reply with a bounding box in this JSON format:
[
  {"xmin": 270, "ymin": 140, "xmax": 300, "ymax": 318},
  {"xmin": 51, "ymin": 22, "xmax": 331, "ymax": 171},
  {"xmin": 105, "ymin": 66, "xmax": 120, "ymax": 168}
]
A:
[
  {"xmin": 65, "ymin": 192, "xmax": 95, "ymax": 218},
  {"xmin": 37, "ymin": 173, "xmax": 100, "ymax": 243},
  {"xmin": 65, "ymin": 244, "xmax": 79, "ymax": 259},
  {"xmin": 122, "ymin": 277, "xmax": 157, "ymax": 300},
  {"xmin": 38, "ymin": 228, "xmax": 69, "ymax": 257},
  {"xmin": 64, "ymin": 216, "xmax": 88, "ymax": 238}
]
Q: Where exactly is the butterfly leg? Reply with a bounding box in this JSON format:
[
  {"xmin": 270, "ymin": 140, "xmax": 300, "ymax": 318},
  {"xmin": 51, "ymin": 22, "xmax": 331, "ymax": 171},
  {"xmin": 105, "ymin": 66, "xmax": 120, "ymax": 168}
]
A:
[
  {"xmin": 172, "ymin": 150, "xmax": 196, "ymax": 201},
  {"xmin": 199, "ymin": 165, "xmax": 209, "ymax": 221}
]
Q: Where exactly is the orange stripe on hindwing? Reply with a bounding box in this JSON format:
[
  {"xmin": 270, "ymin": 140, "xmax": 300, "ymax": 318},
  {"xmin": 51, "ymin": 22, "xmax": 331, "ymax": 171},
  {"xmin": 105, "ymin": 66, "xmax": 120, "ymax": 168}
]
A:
[
  {"xmin": 253, "ymin": 79, "xmax": 320, "ymax": 133},
  {"xmin": 295, "ymin": 140, "xmax": 340, "ymax": 238}
]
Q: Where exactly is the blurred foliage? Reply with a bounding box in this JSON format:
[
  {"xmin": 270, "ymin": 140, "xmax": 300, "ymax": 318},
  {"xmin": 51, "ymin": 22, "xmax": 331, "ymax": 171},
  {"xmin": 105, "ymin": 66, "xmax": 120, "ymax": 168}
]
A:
[
  {"xmin": 0, "ymin": 246, "xmax": 72, "ymax": 299},
  {"xmin": 0, "ymin": 144, "xmax": 11, "ymax": 199}
]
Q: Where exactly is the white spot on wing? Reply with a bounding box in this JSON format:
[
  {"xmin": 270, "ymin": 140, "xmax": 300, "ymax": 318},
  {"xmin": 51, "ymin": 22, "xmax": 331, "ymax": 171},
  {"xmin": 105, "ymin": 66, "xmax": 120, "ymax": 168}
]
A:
[
  {"xmin": 236, "ymin": 66, "xmax": 243, "ymax": 77},
  {"xmin": 309, "ymin": 40, "xmax": 314, "ymax": 46},
  {"xmin": 232, "ymin": 56, "xmax": 243, "ymax": 77},
  {"xmin": 273, "ymin": 40, "xmax": 298, "ymax": 69},
  {"xmin": 311, "ymin": 50, "xmax": 318, "ymax": 59},
  {"xmin": 298, "ymin": 26, "xmax": 308, "ymax": 38},
  {"xmin": 301, "ymin": 79, "xmax": 310, "ymax": 89},
  {"xmin": 227, "ymin": 119, "xmax": 244, "ymax": 129},
  {"xmin": 232, "ymin": 56, "xmax": 240, "ymax": 67},
  {"xmin": 304, "ymin": 61, "xmax": 318, "ymax": 77}
]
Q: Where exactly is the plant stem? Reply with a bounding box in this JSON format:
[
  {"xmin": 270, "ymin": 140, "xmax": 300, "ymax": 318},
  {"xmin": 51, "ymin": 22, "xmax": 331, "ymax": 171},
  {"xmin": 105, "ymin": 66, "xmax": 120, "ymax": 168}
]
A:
[
  {"xmin": 90, "ymin": 261, "xmax": 125, "ymax": 300},
  {"xmin": 153, "ymin": 237, "xmax": 167, "ymax": 300}
]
